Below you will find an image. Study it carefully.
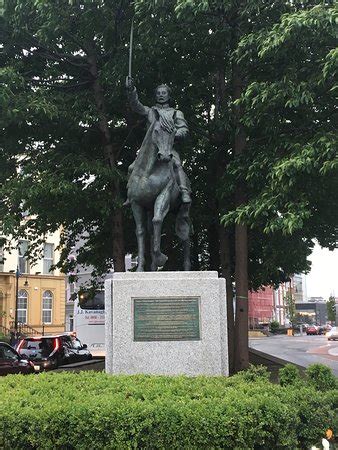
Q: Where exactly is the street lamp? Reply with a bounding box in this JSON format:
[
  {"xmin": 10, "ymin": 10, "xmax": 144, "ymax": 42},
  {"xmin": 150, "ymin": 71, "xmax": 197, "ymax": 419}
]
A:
[{"xmin": 14, "ymin": 266, "xmax": 20, "ymax": 332}]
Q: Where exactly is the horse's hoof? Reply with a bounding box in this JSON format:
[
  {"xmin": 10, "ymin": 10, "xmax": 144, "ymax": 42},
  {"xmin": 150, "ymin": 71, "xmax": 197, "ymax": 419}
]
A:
[
  {"xmin": 136, "ymin": 265, "xmax": 145, "ymax": 272},
  {"xmin": 154, "ymin": 252, "xmax": 168, "ymax": 267}
]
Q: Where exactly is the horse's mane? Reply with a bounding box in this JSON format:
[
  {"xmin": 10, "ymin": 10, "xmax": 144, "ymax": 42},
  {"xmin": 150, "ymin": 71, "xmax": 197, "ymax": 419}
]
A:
[{"xmin": 128, "ymin": 121, "xmax": 157, "ymax": 184}]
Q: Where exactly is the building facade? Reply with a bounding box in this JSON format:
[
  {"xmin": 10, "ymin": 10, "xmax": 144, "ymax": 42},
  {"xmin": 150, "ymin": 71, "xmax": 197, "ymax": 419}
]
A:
[
  {"xmin": 248, "ymin": 287, "xmax": 275, "ymax": 328},
  {"xmin": 295, "ymin": 302, "xmax": 327, "ymax": 326},
  {"xmin": 0, "ymin": 229, "xmax": 66, "ymax": 335},
  {"xmin": 247, "ymin": 274, "xmax": 307, "ymax": 327}
]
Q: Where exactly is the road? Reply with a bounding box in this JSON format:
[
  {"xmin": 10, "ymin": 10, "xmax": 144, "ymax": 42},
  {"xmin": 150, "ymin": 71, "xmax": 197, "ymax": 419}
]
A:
[{"xmin": 250, "ymin": 335, "xmax": 338, "ymax": 376}]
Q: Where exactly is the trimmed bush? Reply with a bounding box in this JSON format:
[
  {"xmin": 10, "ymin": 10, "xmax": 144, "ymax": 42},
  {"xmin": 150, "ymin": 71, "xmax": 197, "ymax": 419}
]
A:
[
  {"xmin": 306, "ymin": 363, "xmax": 337, "ymax": 392},
  {"xmin": 239, "ymin": 364, "xmax": 270, "ymax": 382},
  {"xmin": 269, "ymin": 320, "xmax": 280, "ymax": 333},
  {"xmin": 279, "ymin": 363, "xmax": 302, "ymax": 387},
  {"xmin": 0, "ymin": 332, "xmax": 10, "ymax": 344},
  {"xmin": 0, "ymin": 371, "xmax": 336, "ymax": 449}
]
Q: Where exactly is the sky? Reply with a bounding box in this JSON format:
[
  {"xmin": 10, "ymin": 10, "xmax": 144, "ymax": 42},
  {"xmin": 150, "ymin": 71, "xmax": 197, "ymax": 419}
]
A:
[{"xmin": 306, "ymin": 243, "xmax": 338, "ymax": 299}]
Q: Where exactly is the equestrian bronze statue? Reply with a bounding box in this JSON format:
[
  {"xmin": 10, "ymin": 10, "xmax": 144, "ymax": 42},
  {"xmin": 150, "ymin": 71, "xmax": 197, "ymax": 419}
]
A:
[{"xmin": 125, "ymin": 76, "xmax": 192, "ymax": 271}]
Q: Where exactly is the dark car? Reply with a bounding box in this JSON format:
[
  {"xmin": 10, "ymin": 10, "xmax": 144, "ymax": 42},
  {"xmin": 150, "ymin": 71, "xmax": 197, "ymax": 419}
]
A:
[
  {"xmin": 0, "ymin": 342, "xmax": 35, "ymax": 376},
  {"xmin": 16, "ymin": 334, "xmax": 92, "ymax": 371},
  {"xmin": 317, "ymin": 326, "xmax": 326, "ymax": 335}
]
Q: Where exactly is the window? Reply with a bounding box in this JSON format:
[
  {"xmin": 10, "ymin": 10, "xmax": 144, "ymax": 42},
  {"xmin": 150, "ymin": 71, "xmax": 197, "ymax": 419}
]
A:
[
  {"xmin": 0, "ymin": 345, "xmax": 19, "ymax": 361},
  {"xmin": 78, "ymin": 290, "xmax": 104, "ymax": 310},
  {"xmin": 18, "ymin": 240, "xmax": 29, "ymax": 274},
  {"xmin": 69, "ymin": 315, "xmax": 74, "ymax": 332},
  {"xmin": 43, "ymin": 243, "xmax": 54, "ymax": 274},
  {"xmin": 17, "ymin": 290, "xmax": 28, "ymax": 324},
  {"xmin": 42, "ymin": 291, "xmax": 53, "ymax": 324}
]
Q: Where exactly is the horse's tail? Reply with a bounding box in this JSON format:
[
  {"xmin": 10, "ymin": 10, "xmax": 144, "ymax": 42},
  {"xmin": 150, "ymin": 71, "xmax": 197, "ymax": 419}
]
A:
[{"xmin": 175, "ymin": 203, "xmax": 191, "ymax": 241}]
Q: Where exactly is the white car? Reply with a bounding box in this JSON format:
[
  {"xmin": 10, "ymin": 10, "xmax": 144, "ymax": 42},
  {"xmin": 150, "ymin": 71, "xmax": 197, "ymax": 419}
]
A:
[{"xmin": 327, "ymin": 327, "xmax": 338, "ymax": 341}]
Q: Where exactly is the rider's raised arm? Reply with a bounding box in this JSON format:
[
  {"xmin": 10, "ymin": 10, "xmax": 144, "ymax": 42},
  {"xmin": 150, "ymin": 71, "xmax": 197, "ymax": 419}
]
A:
[
  {"xmin": 175, "ymin": 110, "xmax": 189, "ymax": 141},
  {"xmin": 128, "ymin": 87, "xmax": 150, "ymax": 117}
]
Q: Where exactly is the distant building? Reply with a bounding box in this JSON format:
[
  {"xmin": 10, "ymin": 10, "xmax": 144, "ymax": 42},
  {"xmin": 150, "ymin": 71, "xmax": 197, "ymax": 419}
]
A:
[
  {"xmin": 308, "ymin": 296, "xmax": 325, "ymax": 303},
  {"xmin": 295, "ymin": 302, "xmax": 327, "ymax": 325},
  {"xmin": 273, "ymin": 283, "xmax": 288, "ymax": 326},
  {"xmin": 293, "ymin": 273, "xmax": 307, "ymax": 302},
  {"xmin": 247, "ymin": 273, "xmax": 307, "ymax": 328},
  {"xmin": 248, "ymin": 287, "xmax": 275, "ymax": 328},
  {"xmin": 64, "ymin": 235, "xmax": 136, "ymax": 332},
  {"xmin": 0, "ymin": 228, "xmax": 66, "ymax": 335}
]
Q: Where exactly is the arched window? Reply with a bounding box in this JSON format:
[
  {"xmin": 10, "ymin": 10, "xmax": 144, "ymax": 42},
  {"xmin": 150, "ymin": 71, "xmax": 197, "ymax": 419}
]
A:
[
  {"xmin": 17, "ymin": 290, "xmax": 28, "ymax": 324},
  {"xmin": 42, "ymin": 291, "xmax": 53, "ymax": 324}
]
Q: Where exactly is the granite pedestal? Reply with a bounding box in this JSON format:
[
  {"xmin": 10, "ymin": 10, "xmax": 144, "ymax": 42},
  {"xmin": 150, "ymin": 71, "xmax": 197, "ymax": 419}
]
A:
[{"xmin": 105, "ymin": 271, "xmax": 228, "ymax": 376}]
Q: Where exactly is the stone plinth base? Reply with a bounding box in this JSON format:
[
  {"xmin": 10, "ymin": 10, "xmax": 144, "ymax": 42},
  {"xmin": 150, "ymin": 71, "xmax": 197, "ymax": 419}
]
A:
[{"xmin": 105, "ymin": 271, "xmax": 228, "ymax": 376}]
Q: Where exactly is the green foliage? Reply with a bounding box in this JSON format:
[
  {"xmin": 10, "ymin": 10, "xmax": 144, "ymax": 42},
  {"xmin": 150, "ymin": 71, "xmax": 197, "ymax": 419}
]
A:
[
  {"xmin": 279, "ymin": 363, "xmax": 302, "ymax": 387},
  {"xmin": 269, "ymin": 320, "xmax": 280, "ymax": 333},
  {"xmin": 0, "ymin": 371, "xmax": 337, "ymax": 449},
  {"xmin": 0, "ymin": 0, "xmax": 336, "ymax": 289},
  {"xmin": 239, "ymin": 363, "xmax": 270, "ymax": 382},
  {"xmin": 284, "ymin": 292, "xmax": 296, "ymax": 326},
  {"xmin": 221, "ymin": 1, "xmax": 337, "ymax": 251},
  {"xmin": 327, "ymin": 295, "xmax": 336, "ymax": 322},
  {"xmin": 1, "ymin": 0, "xmax": 137, "ymax": 275},
  {"xmin": 306, "ymin": 364, "xmax": 337, "ymax": 392},
  {"xmin": 0, "ymin": 332, "xmax": 10, "ymax": 343}
]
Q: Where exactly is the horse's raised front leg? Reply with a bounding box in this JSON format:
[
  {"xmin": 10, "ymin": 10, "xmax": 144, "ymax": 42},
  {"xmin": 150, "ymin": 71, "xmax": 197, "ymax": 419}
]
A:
[
  {"xmin": 131, "ymin": 202, "xmax": 147, "ymax": 272},
  {"xmin": 152, "ymin": 189, "xmax": 171, "ymax": 268}
]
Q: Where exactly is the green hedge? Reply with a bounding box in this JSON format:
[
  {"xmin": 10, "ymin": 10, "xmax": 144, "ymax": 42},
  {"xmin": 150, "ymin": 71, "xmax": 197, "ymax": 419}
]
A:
[
  {"xmin": 0, "ymin": 332, "xmax": 10, "ymax": 344},
  {"xmin": 0, "ymin": 371, "xmax": 337, "ymax": 449}
]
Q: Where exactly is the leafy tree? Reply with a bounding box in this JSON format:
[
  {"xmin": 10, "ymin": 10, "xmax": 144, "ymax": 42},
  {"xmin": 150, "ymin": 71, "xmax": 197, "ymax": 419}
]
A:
[
  {"xmin": 326, "ymin": 295, "xmax": 336, "ymax": 323},
  {"xmin": 285, "ymin": 291, "xmax": 296, "ymax": 327},
  {"xmin": 1, "ymin": 0, "xmax": 137, "ymax": 273},
  {"xmin": 172, "ymin": 0, "xmax": 336, "ymax": 370},
  {"xmin": 1, "ymin": 0, "xmax": 336, "ymax": 374}
]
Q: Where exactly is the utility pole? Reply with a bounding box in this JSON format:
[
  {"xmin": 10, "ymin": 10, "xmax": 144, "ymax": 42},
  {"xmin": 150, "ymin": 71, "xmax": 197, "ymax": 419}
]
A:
[{"xmin": 14, "ymin": 266, "xmax": 20, "ymax": 331}]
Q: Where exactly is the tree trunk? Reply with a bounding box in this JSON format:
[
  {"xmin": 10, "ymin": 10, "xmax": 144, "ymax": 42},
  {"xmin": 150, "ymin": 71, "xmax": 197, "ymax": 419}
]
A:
[
  {"xmin": 219, "ymin": 224, "xmax": 235, "ymax": 374},
  {"xmin": 87, "ymin": 47, "xmax": 125, "ymax": 271},
  {"xmin": 213, "ymin": 60, "xmax": 236, "ymax": 374},
  {"xmin": 233, "ymin": 62, "xmax": 249, "ymax": 372},
  {"xmin": 112, "ymin": 206, "xmax": 125, "ymax": 272},
  {"xmin": 208, "ymin": 219, "xmax": 220, "ymax": 271}
]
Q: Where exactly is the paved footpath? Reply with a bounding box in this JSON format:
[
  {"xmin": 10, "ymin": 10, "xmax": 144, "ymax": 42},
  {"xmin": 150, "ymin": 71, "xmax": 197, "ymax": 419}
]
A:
[{"xmin": 250, "ymin": 335, "xmax": 338, "ymax": 377}]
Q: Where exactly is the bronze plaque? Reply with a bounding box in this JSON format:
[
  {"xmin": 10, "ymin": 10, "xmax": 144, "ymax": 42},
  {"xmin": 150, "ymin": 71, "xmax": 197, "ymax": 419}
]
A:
[{"xmin": 133, "ymin": 297, "xmax": 200, "ymax": 341}]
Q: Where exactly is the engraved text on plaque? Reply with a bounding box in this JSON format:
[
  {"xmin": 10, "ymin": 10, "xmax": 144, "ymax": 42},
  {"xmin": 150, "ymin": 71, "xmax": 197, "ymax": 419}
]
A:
[{"xmin": 133, "ymin": 297, "xmax": 200, "ymax": 341}]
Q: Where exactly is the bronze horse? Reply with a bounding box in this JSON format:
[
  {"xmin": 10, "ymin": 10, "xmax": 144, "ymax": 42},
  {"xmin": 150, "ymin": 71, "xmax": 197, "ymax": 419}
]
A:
[{"xmin": 127, "ymin": 109, "xmax": 191, "ymax": 271}]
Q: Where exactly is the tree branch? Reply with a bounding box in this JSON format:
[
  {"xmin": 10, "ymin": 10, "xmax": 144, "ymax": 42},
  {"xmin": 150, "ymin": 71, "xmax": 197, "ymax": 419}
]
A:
[{"xmin": 29, "ymin": 79, "xmax": 92, "ymax": 90}]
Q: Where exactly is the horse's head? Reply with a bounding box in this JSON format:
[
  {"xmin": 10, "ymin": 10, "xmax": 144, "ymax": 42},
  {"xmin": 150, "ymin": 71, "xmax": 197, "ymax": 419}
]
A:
[{"xmin": 153, "ymin": 118, "xmax": 175, "ymax": 163}]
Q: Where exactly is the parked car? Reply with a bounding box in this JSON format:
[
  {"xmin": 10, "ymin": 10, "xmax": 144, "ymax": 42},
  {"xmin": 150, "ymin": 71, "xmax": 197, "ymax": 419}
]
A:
[
  {"xmin": 317, "ymin": 326, "xmax": 326, "ymax": 335},
  {"xmin": 0, "ymin": 342, "xmax": 35, "ymax": 376},
  {"xmin": 16, "ymin": 334, "xmax": 92, "ymax": 371},
  {"xmin": 327, "ymin": 327, "xmax": 338, "ymax": 341},
  {"xmin": 306, "ymin": 326, "xmax": 319, "ymax": 335}
]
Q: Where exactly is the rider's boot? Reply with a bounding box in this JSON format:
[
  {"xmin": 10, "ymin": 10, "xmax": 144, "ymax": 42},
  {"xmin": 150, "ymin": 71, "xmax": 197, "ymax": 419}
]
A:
[{"xmin": 180, "ymin": 187, "xmax": 191, "ymax": 204}]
